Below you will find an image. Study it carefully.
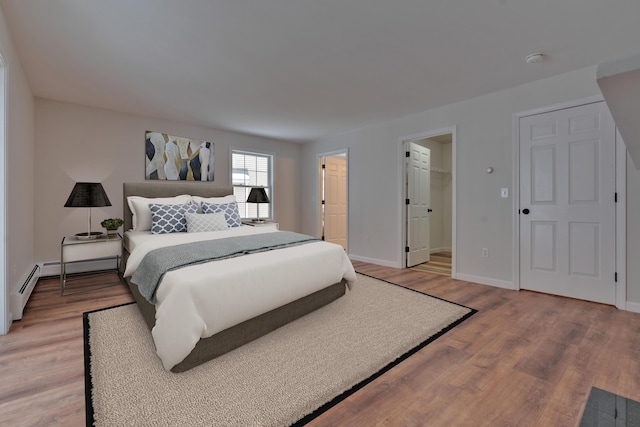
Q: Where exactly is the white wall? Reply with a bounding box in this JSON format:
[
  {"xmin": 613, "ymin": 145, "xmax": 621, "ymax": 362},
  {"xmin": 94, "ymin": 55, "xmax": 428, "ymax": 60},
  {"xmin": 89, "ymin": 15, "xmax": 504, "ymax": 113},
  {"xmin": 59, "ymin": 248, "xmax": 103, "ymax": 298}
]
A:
[
  {"xmin": 34, "ymin": 99, "xmax": 302, "ymax": 263},
  {"xmin": 301, "ymin": 67, "xmax": 626, "ymax": 290},
  {"xmin": 0, "ymin": 4, "xmax": 35, "ymax": 333}
]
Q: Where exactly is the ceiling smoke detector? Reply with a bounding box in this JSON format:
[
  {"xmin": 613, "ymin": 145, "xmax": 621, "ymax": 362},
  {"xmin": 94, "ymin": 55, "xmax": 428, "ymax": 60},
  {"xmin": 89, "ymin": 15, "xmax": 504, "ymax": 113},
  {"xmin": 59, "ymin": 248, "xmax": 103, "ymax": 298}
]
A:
[{"xmin": 525, "ymin": 53, "xmax": 545, "ymax": 64}]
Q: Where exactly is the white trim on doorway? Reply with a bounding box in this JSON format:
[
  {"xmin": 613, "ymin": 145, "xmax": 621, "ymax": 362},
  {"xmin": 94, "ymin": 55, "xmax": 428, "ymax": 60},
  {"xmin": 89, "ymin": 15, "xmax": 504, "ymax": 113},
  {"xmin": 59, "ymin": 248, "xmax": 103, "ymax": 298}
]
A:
[
  {"xmin": 398, "ymin": 126, "xmax": 457, "ymax": 278},
  {"xmin": 616, "ymin": 128, "xmax": 627, "ymax": 310},
  {"xmin": 0, "ymin": 52, "xmax": 7, "ymax": 334},
  {"xmin": 512, "ymin": 95, "xmax": 627, "ymax": 309},
  {"xmin": 316, "ymin": 149, "xmax": 349, "ymax": 253}
]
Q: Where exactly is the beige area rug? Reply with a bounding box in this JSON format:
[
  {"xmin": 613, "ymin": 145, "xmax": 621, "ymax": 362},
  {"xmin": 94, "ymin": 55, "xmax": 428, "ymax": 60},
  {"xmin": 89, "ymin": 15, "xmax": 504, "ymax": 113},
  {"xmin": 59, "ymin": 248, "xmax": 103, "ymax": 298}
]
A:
[{"xmin": 84, "ymin": 273, "xmax": 475, "ymax": 426}]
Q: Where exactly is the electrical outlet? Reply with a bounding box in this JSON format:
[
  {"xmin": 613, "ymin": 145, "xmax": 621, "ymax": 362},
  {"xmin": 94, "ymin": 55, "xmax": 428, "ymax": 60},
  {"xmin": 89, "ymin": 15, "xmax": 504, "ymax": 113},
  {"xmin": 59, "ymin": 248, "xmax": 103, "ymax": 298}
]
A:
[{"xmin": 482, "ymin": 248, "xmax": 489, "ymax": 258}]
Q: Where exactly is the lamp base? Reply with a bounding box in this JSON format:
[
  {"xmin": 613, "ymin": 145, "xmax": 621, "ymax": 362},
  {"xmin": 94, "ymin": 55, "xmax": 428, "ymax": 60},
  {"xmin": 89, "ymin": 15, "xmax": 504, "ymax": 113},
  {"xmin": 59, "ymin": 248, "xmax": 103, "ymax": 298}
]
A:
[{"xmin": 75, "ymin": 231, "xmax": 103, "ymax": 240}]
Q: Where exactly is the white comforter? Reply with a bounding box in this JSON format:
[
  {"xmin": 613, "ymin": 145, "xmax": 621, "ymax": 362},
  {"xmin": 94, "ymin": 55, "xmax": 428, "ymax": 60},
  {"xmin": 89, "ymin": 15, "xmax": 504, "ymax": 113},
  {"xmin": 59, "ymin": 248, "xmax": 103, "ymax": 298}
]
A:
[{"xmin": 123, "ymin": 226, "xmax": 357, "ymax": 371}]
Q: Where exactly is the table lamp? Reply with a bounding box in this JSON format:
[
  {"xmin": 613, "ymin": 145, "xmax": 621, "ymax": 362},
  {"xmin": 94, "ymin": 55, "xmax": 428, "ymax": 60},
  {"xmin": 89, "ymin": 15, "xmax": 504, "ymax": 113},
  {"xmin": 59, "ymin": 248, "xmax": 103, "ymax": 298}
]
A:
[
  {"xmin": 64, "ymin": 182, "xmax": 112, "ymax": 239},
  {"xmin": 246, "ymin": 187, "xmax": 270, "ymax": 223}
]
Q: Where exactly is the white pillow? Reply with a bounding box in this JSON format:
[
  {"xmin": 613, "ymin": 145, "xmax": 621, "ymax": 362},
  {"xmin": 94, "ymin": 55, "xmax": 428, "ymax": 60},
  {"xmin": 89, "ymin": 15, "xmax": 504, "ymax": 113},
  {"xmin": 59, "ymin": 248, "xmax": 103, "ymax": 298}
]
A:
[
  {"xmin": 185, "ymin": 212, "xmax": 229, "ymax": 233},
  {"xmin": 192, "ymin": 195, "xmax": 236, "ymax": 212},
  {"xmin": 127, "ymin": 195, "xmax": 192, "ymax": 231}
]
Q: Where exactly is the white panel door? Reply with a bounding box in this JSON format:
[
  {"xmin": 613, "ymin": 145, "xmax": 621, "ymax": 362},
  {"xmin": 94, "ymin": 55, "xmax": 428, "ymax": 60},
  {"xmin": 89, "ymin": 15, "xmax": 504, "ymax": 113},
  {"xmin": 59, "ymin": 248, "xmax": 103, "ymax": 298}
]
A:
[
  {"xmin": 407, "ymin": 142, "xmax": 431, "ymax": 267},
  {"xmin": 519, "ymin": 102, "xmax": 616, "ymax": 304},
  {"xmin": 324, "ymin": 156, "xmax": 347, "ymax": 250}
]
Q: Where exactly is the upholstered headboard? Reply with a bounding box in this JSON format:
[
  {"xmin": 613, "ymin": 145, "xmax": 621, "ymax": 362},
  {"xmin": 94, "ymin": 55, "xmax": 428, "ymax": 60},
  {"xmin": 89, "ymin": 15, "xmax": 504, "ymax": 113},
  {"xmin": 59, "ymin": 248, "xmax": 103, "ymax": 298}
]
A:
[{"xmin": 123, "ymin": 182, "xmax": 233, "ymax": 231}]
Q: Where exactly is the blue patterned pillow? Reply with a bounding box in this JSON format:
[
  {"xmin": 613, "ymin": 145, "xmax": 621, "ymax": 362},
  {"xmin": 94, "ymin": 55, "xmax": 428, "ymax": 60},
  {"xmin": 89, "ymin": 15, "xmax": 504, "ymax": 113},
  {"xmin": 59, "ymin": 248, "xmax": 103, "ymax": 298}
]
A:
[
  {"xmin": 149, "ymin": 203, "xmax": 198, "ymax": 234},
  {"xmin": 202, "ymin": 201, "xmax": 243, "ymax": 227}
]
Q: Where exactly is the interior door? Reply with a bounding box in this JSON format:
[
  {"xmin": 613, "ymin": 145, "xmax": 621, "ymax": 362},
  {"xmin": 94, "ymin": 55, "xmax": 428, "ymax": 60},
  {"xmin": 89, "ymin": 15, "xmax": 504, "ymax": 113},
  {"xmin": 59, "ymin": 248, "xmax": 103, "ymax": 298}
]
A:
[
  {"xmin": 519, "ymin": 101, "xmax": 616, "ymax": 304},
  {"xmin": 406, "ymin": 142, "xmax": 431, "ymax": 267},
  {"xmin": 323, "ymin": 155, "xmax": 347, "ymax": 250}
]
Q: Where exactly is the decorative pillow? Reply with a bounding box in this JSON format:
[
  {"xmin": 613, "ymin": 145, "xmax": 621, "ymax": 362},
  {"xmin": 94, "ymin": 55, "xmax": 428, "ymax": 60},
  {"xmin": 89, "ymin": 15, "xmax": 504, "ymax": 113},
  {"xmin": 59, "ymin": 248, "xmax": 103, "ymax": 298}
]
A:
[
  {"xmin": 185, "ymin": 212, "xmax": 229, "ymax": 233},
  {"xmin": 127, "ymin": 195, "xmax": 192, "ymax": 231},
  {"xmin": 149, "ymin": 203, "xmax": 198, "ymax": 234},
  {"xmin": 202, "ymin": 201, "xmax": 243, "ymax": 228},
  {"xmin": 192, "ymin": 195, "xmax": 236, "ymax": 208}
]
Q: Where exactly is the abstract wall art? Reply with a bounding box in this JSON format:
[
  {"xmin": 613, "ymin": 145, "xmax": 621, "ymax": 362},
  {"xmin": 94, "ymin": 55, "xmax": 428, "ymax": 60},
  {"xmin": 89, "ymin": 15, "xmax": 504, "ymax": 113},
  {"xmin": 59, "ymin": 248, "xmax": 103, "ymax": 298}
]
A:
[{"xmin": 145, "ymin": 131, "xmax": 214, "ymax": 181}]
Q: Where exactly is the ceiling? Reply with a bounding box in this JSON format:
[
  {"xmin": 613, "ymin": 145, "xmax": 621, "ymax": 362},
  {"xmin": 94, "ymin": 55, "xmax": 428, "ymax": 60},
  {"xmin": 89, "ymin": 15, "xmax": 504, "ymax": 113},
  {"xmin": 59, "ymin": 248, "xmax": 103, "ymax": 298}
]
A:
[{"xmin": 1, "ymin": 0, "xmax": 639, "ymax": 143}]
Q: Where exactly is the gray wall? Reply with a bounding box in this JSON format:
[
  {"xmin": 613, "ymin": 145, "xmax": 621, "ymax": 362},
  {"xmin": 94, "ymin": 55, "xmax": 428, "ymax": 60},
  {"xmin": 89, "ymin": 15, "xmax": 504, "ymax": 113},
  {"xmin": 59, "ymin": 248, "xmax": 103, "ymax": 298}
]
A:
[
  {"xmin": 34, "ymin": 99, "xmax": 303, "ymax": 262},
  {"xmin": 301, "ymin": 66, "xmax": 640, "ymax": 306}
]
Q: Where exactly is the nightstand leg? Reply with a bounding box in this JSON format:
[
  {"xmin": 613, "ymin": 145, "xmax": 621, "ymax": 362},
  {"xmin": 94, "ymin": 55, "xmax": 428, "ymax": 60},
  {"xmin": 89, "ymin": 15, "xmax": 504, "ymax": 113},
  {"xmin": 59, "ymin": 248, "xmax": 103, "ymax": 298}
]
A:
[{"xmin": 60, "ymin": 262, "xmax": 66, "ymax": 296}]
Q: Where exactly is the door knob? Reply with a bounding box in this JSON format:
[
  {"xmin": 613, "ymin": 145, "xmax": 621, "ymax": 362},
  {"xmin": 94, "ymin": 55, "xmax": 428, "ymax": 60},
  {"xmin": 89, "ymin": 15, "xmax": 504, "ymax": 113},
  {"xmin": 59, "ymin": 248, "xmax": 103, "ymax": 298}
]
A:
[
  {"xmin": 428, "ymin": 209, "xmax": 433, "ymax": 212},
  {"xmin": 522, "ymin": 208, "xmax": 530, "ymax": 215}
]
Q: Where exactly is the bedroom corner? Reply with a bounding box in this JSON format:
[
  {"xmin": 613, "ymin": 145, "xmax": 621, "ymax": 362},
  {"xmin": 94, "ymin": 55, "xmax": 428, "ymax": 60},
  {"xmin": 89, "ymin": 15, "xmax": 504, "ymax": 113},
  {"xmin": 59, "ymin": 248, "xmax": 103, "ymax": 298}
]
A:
[{"xmin": 0, "ymin": 1, "xmax": 37, "ymax": 335}]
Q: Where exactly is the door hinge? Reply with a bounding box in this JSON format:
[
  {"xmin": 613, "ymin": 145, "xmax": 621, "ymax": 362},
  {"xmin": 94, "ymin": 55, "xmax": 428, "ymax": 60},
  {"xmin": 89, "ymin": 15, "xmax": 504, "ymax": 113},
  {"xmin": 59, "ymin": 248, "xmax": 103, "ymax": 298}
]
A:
[
  {"xmin": 321, "ymin": 200, "xmax": 325, "ymax": 205},
  {"xmin": 615, "ymin": 272, "xmax": 618, "ymax": 283},
  {"xmin": 615, "ymin": 192, "xmax": 618, "ymax": 203},
  {"xmin": 405, "ymin": 198, "xmax": 410, "ymax": 205},
  {"xmin": 405, "ymin": 246, "xmax": 410, "ymax": 253},
  {"xmin": 321, "ymin": 235, "xmax": 325, "ymax": 241},
  {"xmin": 322, "ymin": 164, "xmax": 326, "ymax": 169},
  {"xmin": 406, "ymin": 151, "xmax": 410, "ymax": 158}
]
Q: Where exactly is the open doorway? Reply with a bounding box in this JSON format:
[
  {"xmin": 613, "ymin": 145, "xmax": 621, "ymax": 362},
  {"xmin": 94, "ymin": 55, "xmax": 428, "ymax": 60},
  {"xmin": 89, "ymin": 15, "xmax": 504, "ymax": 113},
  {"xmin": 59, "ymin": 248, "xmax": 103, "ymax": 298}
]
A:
[
  {"xmin": 317, "ymin": 150, "xmax": 348, "ymax": 251},
  {"xmin": 400, "ymin": 129, "xmax": 455, "ymax": 277}
]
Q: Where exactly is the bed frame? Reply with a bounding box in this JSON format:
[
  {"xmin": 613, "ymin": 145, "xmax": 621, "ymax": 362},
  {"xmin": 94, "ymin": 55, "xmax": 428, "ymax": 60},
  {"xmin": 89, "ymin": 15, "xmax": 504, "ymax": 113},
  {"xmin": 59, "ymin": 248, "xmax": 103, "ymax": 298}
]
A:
[{"xmin": 122, "ymin": 182, "xmax": 346, "ymax": 372}]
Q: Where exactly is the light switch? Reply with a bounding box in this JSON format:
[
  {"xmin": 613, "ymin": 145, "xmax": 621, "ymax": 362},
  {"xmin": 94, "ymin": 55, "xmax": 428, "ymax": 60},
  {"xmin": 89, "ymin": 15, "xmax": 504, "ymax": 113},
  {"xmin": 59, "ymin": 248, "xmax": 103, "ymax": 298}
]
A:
[{"xmin": 501, "ymin": 188, "xmax": 509, "ymax": 198}]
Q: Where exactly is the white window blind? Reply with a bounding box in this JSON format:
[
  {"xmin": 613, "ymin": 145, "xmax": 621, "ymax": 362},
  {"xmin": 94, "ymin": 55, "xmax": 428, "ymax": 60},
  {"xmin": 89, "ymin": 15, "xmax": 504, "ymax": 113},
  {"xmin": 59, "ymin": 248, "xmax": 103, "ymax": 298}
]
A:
[{"xmin": 231, "ymin": 150, "xmax": 273, "ymax": 219}]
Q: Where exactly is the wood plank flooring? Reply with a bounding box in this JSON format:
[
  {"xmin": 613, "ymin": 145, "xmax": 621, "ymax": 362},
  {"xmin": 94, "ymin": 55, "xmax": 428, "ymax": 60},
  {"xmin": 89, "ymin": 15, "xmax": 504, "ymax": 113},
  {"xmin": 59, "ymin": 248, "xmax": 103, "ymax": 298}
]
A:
[
  {"xmin": 2, "ymin": 263, "xmax": 640, "ymax": 426},
  {"xmin": 410, "ymin": 251, "xmax": 452, "ymax": 276},
  {"xmin": 0, "ymin": 275, "xmax": 133, "ymax": 427}
]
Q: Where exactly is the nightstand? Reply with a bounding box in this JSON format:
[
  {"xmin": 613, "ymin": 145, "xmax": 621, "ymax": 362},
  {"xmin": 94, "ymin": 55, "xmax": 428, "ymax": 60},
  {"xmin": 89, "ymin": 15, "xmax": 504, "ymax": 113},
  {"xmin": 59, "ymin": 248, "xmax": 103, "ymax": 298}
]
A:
[
  {"xmin": 242, "ymin": 221, "xmax": 279, "ymax": 230},
  {"xmin": 60, "ymin": 233, "xmax": 122, "ymax": 295}
]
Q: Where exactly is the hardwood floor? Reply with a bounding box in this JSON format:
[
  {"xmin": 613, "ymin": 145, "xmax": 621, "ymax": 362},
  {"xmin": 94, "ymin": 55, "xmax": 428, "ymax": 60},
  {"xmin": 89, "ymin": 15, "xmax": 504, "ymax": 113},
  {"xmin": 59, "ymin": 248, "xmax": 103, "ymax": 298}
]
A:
[
  {"xmin": 2, "ymin": 263, "xmax": 640, "ymax": 426},
  {"xmin": 0, "ymin": 275, "xmax": 133, "ymax": 427},
  {"xmin": 410, "ymin": 251, "xmax": 452, "ymax": 276}
]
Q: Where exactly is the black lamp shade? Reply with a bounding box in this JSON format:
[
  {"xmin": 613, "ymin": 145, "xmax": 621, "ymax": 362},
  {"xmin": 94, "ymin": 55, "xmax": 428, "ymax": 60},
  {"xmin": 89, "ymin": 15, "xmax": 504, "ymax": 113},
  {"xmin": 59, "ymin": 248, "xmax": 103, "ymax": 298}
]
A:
[
  {"xmin": 64, "ymin": 182, "xmax": 112, "ymax": 208},
  {"xmin": 246, "ymin": 187, "xmax": 270, "ymax": 204}
]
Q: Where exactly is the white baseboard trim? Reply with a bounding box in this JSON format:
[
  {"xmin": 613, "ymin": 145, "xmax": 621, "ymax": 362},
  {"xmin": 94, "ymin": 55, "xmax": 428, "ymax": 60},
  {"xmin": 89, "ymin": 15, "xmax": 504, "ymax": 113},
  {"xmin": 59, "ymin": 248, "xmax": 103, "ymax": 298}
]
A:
[
  {"xmin": 455, "ymin": 273, "xmax": 516, "ymax": 290},
  {"xmin": 41, "ymin": 259, "xmax": 119, "ymax": 277},
  {"xmin": 430, "ymin": 247, "xmax": 452, "ymax": 254},
  {"xmin": 625, "ymin": 301, "xmax": 640, "ymax": 313},
  {"xmin": 348, "ymin": 254, "xmax": 401, "ymax": 268}
]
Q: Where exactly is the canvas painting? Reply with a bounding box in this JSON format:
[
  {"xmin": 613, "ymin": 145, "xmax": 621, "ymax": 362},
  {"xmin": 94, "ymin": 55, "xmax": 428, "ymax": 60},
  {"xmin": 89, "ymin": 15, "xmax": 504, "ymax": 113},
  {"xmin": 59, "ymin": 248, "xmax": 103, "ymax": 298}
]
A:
[{"xmin": 145, "ymin": 131, "xmax": 214, "ymax": 181}]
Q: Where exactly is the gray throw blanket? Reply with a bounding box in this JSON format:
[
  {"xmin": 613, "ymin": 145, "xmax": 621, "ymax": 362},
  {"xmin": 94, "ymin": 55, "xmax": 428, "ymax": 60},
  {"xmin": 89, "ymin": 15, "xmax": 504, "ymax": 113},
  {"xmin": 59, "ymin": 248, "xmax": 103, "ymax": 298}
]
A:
[{"xmin": 131, "ymin": 231, "xmax": 320, "ymax": 303}]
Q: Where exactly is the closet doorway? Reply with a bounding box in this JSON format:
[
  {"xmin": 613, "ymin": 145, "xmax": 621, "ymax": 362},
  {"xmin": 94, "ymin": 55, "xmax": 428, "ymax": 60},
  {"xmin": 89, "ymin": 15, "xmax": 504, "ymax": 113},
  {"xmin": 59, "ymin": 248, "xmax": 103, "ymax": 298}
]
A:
[
  {"xmin": 317, "ymin": 150, "xmax": 348, "ymax": 251},
  {"xmin": 400, "ymin": 130, "xmax": 455, "ymax": 276}
]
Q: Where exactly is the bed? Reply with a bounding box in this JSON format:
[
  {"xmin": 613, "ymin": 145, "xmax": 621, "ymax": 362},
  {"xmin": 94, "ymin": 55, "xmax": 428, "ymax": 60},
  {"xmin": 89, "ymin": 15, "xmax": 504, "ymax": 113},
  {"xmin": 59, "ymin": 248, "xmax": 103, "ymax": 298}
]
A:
[{"xmin": 121, "ymin": 182, "xmax": 356, "ymax": 372}]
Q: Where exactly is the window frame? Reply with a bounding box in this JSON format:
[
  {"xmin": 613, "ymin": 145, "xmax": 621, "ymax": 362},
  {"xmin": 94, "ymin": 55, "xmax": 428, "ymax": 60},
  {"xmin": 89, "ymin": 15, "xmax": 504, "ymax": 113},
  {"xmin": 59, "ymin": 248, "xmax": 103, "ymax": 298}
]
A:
[{"xmin": 230, "ymin": 148, "xmax": 274, "ymax": 221}]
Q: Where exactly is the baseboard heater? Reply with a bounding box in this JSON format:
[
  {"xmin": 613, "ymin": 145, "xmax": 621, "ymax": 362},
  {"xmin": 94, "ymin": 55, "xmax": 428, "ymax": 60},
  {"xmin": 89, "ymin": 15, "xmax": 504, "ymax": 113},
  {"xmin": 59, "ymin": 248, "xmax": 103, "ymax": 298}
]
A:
[{"xmin": 11, "ymin": 264, "xmax": 41, "ymax": 321}]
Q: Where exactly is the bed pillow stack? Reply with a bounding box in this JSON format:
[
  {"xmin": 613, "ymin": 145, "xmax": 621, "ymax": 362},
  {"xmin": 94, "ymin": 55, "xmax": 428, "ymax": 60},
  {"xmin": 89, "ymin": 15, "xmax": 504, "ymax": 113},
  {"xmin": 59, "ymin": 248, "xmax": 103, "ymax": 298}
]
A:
[
  {"xmin": 127, "ymin": 195, "xmax": 192, "ymax": 231},
  {"xmin": 201, "ymin": 201, "xmax": 243, "ymax": 227},
  {"xmin": 194, "ymin": 195, "xmax": 243, "ymax": 228},
  {"xmin": 127, "ymin": 194, "xmax": 244, "ymax": 233}
]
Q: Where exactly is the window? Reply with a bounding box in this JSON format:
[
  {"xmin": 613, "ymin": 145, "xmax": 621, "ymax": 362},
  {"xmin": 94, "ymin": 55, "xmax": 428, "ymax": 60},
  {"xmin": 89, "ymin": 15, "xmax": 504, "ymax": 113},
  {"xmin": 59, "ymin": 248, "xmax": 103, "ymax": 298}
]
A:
[{"xmin": 231, "ymin": 150, "xmax": 273, "ymax": 220}]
